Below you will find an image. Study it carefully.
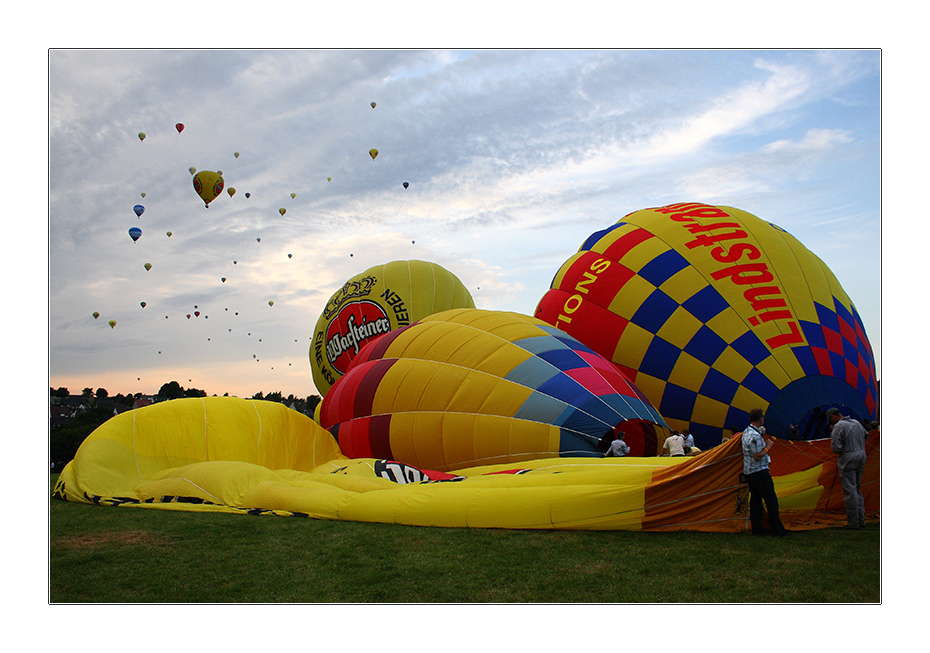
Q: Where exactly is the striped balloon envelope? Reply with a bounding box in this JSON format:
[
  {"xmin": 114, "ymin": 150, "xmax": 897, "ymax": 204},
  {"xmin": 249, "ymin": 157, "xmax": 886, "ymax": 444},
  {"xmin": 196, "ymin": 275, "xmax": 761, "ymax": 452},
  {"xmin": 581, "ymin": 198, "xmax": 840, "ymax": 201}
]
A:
[
  {"xmin": 535, "ymin": 202, "xmax": 878, "ymax": 449},
  {"xmin": 320, "ymin": 309, "xmax": 671, "ymax": 471}
]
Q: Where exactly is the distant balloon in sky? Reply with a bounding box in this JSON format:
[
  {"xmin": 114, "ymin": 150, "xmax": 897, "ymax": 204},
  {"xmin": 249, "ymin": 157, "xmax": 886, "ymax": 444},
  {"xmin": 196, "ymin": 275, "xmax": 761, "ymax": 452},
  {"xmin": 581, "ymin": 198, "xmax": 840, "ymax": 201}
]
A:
[
  {"xmin": 128, "ymin": 227, "xmax": 142, "ymax": 243},
  {"xmin": 140, "ymin": 302, "xmax": 147, "ymax": 308},
  {"xmin": 175, "ymin": 123, "xmax": 184, "ymax": 133},
  {"xmin": 403, "ymin": 182, "xmax": 409, "ymax": 189},
  {"xmin": 92, "ymin": 312, "xmax": 100, "ymax": 320},
  {"xmin": 166, "ymin": 231, "xmax": 172, "ymax": 237},
  {"xmin": 227, "ymin": 187, "xmax": 236, "ymax": 197},
  {"xmin": 371, "ymin": 101, "xmax": 377, "ymax": 109},
  {"xmin": 288, "ymin": 253, "xmax": 293, "ymax": 259},
  {"xmin": 189, "ymin": 167, "xmax": 196, "ymax": 175},
  {"xmin": 192, "ymin": 170, "xmax": 224, "ymax": 207},
  {"xmin": 108, "ymin": 320, "xmax": 117, "ymax": 328},
  {"xmin": 290, "ymin": 193, "xmax": 296, "ymax": 199},
  {"xmin": 256, "ymin": 238, "xmax": 261, "ymax": 243},
  {"xmin": 369, "ymin": 148, "xmax": 379, "ymax": 160},
  {"xmin": 140, "ymin": 192, "xmax": 146, "ymax": 198},
  {"xmin": 245, "ymin": 193, "xmax": 250, "ymax": 198},
  {"xmin": 221, "ymin": 277, "xmax": 226, "ymax": 283},
  {"xmin": 279, "ymin": 208, "xmax": 286, "ymax": 216},
  {"xmin": 133, "ymin": 205, "xmax": 145, "ymax": 217},
  {"xmin": 137, "ymin": 132, "xmax": 145, "ymax": 141},
  {"xmin": 327, "ymin": 177, "xmax": 332, "ymax": 182},
  {"xmin": 268, "ymin": 300, "xmax": 275, "ymax": 307},
  {"xmin": 144, "ymin": 262, "xmax": 152, "ymax": 271},
  {"xmin": 234, "ymin": 152, "xmax": 240, "ymax": 158}
]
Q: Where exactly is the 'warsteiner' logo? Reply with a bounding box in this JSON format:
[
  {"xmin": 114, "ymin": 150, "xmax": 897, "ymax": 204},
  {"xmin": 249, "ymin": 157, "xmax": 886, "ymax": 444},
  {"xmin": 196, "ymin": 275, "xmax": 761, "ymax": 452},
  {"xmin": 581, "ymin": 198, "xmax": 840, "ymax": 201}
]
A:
[
  {"xmin": 324, "ymin": 300, "xmax": 392, "ymax": 374},
  {"xmin": 322, "ymin": 275, "xmax": 378, "ymax": 320}
]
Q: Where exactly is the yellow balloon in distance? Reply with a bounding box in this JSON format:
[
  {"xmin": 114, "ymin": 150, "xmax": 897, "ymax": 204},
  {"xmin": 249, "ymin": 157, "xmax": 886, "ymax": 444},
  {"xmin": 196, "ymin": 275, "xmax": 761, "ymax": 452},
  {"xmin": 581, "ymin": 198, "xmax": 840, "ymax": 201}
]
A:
[
  {"xmin": 310, "ymin": 260, "xmax": 475, "ymax": 396},
  {"xmin": 192, "ymin": 170, "xmax": 225, "ymax": 206},
  {"xmin": 369, "ymin": 148, "xmax": 378, "ymax": 160}
]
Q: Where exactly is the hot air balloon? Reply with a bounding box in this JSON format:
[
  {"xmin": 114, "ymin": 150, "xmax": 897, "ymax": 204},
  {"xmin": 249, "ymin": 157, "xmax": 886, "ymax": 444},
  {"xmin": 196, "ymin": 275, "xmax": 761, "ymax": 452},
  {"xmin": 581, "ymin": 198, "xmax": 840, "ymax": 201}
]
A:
[
  {"xmin": 176, "ymin": 123, "xmax": 184, "ymax": 133},
  {"xmin": 290, "ymin": 193, "xmax": 296, "ymax": 199},
  {"xmin": 371, "ymin": 101, "xmax": 377, "ymax": 109},
  {"xmin": 166, "ymin": 231, "xmax": 172, "ymax": 237},
  {"xmin": 144, "ymin": 262, "xmax": 152, "ymax": 271},
  {"xmin": 192, "ymin": 170, "xmax": 224, "ymax": 207},
  {"xmin": 534, "ymin": 202, "xmax": 879, "ymax": 449},
  {"xmin": 256, "ymin": 238, "xmax": 261, "ymax": 243},
  {"xmin": 234, "ymin": 152, "xmax": 240, "ymax": 158},
  {"xmin": 288, "ymin": 253, "xmax": 293, "ymax": 259},
  {"xmin": 310, "ymin": 259, "xmax": 476, "ymax": 396},
  {"xmin": 227, "ymin": 187, "xmax": 236, "ymax": 197},
  {"xmin": 189, "ymin": 167, "xmax": 197, "ymax": 175},
  {"xmin": 268, "ymin": 300, "xmax": 274, "ymax": 307},
  {"xmin": 221, "ymin": 277, "xmax": 226, "ymax": 283},
  {"xmin": 133, "ymin": 205, "xmax": 145, "ymax": 217},
  {"xmin": 128, "ymin": 227, "xmax": 142, "ymax": 243},
  {"xmin": 195, "ymin": 311, "xmax": 201, "ymax": 317},
  {"xmin": 140, "ymin": 302, "xmax": 146, "ymax": 308},
  {"xmin": 245, "ymin": 193, "xmax": 251, "ymax": 199},
  {"xmin": 327, "ymin": 177, "xmax": 332, "ymax": 182},
  {"xmin": 279, "ymin": 208, "xmax": 286, "ymax": 216},
  {"xmin": 403, "ymin": 182, "xmax": 409, "ymax": 189},
  {"xmin": 137, "ymin": 132, "xmax": 145, "ymax": 141},
  {"xmin": 140, "ymin": 192, "xmax": 146, "ymax": 198},
  {"xmin": 92, "ymin": 312, "xmax": 100, "ymax": 320},
  {"xmin": 321, "ymin": 308, "xmax": 671, "ymax": 470},
  {"xmin": 108, "ymin": 320, "xmax": 117, "ymax": 328},
  {"xmin": 369, "ymin": 148, "xmax": 379, "ymax": 160}
]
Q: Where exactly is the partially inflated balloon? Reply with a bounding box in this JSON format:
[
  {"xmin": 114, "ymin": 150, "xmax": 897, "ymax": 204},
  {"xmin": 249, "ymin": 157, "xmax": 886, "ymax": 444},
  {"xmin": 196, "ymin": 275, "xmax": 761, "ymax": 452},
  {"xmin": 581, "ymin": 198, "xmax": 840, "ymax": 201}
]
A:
[
  {"xmin": 133, "ymin": 205, "xmax": 145, "ymax": 217},
  {"xmin": 310, "ymin": 260, "xmax": 476, "ymax": 396},
  {"xmin": 192, "ymin": 170, "xmax": 224, "ymax": 206},
  {"xmin": 129, "ymin": 227, "xmax": 142, "ymax": 243},
  {"xmin": 369, "ymin": 148, "xmax": 378, "ymax": 160},
  {"xmin": 321, "ymin": 308, "xmax": 671, "ymax": 470},
  {"xmin": 534, "ymin": 202, "xmax": 879, "ymax": 448}
]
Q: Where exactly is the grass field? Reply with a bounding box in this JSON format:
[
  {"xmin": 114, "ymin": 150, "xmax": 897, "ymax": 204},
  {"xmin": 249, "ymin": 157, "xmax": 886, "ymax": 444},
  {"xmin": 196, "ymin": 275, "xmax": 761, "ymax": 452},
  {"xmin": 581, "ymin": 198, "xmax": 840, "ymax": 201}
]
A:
[{"xmin": 48, "ymin": 475, "xmax": 880, "ymax": 603}]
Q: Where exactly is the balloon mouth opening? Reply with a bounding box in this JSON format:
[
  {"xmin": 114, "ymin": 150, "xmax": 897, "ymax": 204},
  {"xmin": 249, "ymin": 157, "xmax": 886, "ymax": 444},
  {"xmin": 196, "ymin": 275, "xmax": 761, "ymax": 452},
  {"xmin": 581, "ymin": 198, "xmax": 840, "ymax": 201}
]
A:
[{"xmin": 788, "ymin": 404, "xmax": 855, "ymax": 440}]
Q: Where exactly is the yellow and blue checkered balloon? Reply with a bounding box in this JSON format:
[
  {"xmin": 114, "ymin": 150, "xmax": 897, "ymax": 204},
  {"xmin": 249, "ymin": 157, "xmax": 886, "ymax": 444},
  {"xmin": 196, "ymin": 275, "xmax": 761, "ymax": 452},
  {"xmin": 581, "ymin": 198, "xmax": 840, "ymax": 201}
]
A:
[{"xmin": 535, "ymin": 203, "xmax": 878, "ymax": 450}]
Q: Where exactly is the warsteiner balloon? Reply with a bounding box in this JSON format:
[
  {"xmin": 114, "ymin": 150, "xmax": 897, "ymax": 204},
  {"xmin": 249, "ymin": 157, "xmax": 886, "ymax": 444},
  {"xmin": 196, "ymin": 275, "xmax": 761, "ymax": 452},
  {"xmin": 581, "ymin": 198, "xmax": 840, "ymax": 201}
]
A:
[
  {"xmin": 534, "ymin": 202, "xmax": 879, "ymax": 449},
  {"xmin": 192, "ymin": 170, "xmax": 224, "ymax": 207},
  {"xmin": 310, "ymin": 260, "xmax": 475, "ymax": 396}
]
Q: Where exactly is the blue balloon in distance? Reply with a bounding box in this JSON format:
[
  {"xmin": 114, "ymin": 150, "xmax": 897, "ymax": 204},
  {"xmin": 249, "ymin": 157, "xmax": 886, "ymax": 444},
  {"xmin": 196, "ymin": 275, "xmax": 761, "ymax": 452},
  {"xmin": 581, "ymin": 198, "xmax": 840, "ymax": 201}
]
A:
[
  {"xmin": 133, "ymin": 205, "xmax": 145, "ymax": 217},
  {"xmin": 129, "ymin": 227, "xmax": 142, "ymax": 242}
]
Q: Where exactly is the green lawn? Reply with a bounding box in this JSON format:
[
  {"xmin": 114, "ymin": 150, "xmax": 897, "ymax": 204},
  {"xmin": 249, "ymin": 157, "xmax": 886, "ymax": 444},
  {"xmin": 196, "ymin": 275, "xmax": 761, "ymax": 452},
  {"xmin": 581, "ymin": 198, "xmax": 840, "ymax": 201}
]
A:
[{"xmin": 49, "ymin": 475, "xmax": 880, "ymax": 603}]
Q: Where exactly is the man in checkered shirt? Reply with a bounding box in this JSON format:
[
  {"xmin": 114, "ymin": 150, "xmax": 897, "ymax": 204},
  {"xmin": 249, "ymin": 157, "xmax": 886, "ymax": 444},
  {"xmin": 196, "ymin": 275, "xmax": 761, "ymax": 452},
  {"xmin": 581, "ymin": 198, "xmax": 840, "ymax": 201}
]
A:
[{"xmin": 741, "ymin": 408, "xmax": 788, "ymax": 537}]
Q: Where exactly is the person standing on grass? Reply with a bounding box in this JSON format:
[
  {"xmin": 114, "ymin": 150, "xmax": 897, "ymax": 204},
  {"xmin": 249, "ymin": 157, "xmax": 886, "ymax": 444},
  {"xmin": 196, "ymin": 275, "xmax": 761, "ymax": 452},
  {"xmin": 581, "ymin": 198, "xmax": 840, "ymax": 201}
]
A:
[
  {"xmin": 825, "ymin": 407, "xmax": 869, "ymax": 530},
  {"xmin": 741, "ymin": 408, "xmax": 788, "ymax": 537}
]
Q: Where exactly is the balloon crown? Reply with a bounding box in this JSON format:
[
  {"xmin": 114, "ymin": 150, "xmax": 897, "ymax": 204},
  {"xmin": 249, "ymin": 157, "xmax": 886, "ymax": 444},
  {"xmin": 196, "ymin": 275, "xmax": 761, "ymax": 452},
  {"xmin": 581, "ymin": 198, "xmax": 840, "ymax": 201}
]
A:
[{"xmin": 322, "ymin": 275, "xmax": 378, "ymax": 319}]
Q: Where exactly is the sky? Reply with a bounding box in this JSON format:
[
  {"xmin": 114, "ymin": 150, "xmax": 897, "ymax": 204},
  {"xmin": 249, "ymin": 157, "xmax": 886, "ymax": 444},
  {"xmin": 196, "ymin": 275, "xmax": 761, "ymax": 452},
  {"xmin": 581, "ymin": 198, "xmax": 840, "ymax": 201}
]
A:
[{"xmin": 46, "ymin": 48, "xmax": 882, "ymax": 400}]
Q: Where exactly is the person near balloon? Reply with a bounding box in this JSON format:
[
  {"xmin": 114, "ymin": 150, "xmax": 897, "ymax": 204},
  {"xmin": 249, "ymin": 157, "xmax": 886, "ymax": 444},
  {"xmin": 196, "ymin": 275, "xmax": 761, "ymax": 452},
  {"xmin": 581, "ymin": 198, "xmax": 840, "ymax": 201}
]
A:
[
  {"xmin": 825, "ymin": 407, "xmax": 869, "ymax": 530},
  {"xmin": 661, "ymin": 431, "xmax": 686, "ymax": 457},
  {"xmin": 605, "ymin": 431, "xmax": 629, "ymax": 457},
  {"xmin": 741, "ymin": 408, "xmax": 788, "ymax": 537}
]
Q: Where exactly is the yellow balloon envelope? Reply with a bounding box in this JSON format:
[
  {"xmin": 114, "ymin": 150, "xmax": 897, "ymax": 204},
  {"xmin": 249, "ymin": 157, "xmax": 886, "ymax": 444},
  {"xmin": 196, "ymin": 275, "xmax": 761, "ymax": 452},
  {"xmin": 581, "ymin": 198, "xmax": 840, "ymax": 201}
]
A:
[
  {"xmin": 369, "ymin": 148, "xmax": 378, "ymax": 160},
  {"xmin": 193, "ymin": 170, "xmax": 224, "ymax": 206},
  {"xmin": 535, "ymin": 203, "xmax": 879, "ymax": 449},
  {"xmin": 227, "ymin": 187, "xmax": 236, "ymax": 197},
  {"xmin": 52, "ymin": 396, "xmax": 879, "ymax": 531},
  {"xmin": 310, "ymin": 260, "xmax": 475, "ymax": 396}
]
